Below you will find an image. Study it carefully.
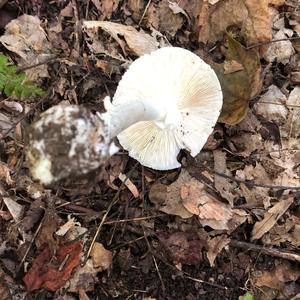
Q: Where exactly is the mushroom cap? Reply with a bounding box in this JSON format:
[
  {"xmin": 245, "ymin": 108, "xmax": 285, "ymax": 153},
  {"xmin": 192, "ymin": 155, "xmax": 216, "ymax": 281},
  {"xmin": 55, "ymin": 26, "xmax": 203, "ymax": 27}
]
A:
[{"xmin": 113, "ymin": 47, "xmax": 223, "ymax": 170}]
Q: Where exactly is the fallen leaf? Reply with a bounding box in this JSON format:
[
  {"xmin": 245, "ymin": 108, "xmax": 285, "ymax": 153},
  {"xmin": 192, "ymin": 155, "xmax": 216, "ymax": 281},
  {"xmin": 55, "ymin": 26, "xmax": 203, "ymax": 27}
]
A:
[
  {"xmin": 56, "ymin": 217, "xmax": 80, "ymax": 236},
  {"xmin": 91, "ymin": 0, "xmax": 120, "ymax": 20},
  {"xmin": 213, "ymin": 150, "xmax": 237, "ymax": 206},
  {"xmin": 23, "ymin": 240, "xmax": 82, "ymax": 291},
  {"xmin": 198, "ymin": 0, "xmax": 284, "ymax": 45},
  {"xmin": 254, "ymin": 85, "xmax": 289, "ymax": 125},
  {"xmin": 35, "ymin": 209, "xmax": 60, "ymax": 251},
  {"xmin": 90, "ymin": 242, "xmax": 112, "ymax": 271},
  {"xmin": 2, "ymin": 197, "xmax": 23, "ymax": 222},
  {"xmin": 0, "ymin": 15, "xmax": 51, "ymax": 81},
  {"xmin": 264, "ymin": 30, "xmax": 295, "ymax": 63},
  {"xmin": 83, "ymin": 21, "xmax": 159, "ymax": 56},
  {"xmin": 207, "ymin": 235, "xmax": 231, "ymax": 267},
  {"xmin": 68, "ymin": 259, "xmax": 98, "ymax": 293},
  {"xmin": 180, "ymin": 175, "xmax": 233, "ymax": 227},
  {"xmin": 214, "ymin": 35, "xmax": 262, "ymax": 125},
  {"xmin": 20, "ymin": 198, "xmax": 45, "ymax": 232},
  {"xmin": 0, "ymin": 162, "xmax": 13, "ymax": 185},
  {"xmin": 223, "ymin": 60, "xmax": 244, "ymax": 74},
  {"xmin": 146, "ymin": 0, "xmax": 184, "ymax": 37},
  {"xmin": 158, "ymin": 232, "xmax": 206, "ymax": 265},
  {"xmin": 252, "ymin": 197, "xmax": 294, "ymax": 240},
  {"xmin": 252, "ymin": 262, "xmax": 300, "ymax": 290},
  {"xmin": 149, "ymin": 180, "xmax": 193, "ymax": 219}
]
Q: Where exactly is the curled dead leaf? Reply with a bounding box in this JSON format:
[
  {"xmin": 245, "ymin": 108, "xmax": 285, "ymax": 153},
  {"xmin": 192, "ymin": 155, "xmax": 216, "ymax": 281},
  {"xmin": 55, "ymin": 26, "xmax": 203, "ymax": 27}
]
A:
[{"xmin": 83, "ymin": 21, "xmax": 159, "ymax": 56}]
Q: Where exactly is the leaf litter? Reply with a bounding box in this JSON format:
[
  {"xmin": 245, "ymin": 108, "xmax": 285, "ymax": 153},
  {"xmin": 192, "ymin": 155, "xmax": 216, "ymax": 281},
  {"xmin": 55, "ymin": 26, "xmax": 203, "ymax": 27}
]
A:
[{"xmin": 0, "ymin": 0, "xmax": 300, "ymax": 299}]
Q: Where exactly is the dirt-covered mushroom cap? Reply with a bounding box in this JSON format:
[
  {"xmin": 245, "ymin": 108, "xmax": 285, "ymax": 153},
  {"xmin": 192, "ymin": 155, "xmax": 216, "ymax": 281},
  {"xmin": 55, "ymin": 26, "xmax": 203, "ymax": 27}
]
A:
[{"xmin": 110, "ymin": 47, "xmax": 223, "ymax": 170}]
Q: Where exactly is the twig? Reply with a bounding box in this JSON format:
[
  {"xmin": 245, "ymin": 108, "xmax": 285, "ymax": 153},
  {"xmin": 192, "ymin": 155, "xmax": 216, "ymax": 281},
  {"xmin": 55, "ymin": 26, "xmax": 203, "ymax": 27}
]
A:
[
  {"xmin": 138, "ymin": 0, "xmax": 152, "ymax": 26},
  {"xmin": 82, "ymin": 162, "xmax": 139, "ymax": 266},
  {"xmin": 104, "ymin": 215, "xmax": 165, "ymax": 225},
  {"xmin": 17, "ymin": 221, "xmax": 43, "ymax": 274},
  {"xmin": 246, "ymin": 37, "xmax": 300, "ymax": 49},
  {"xmin": 230, "ymin": 240, "xmax": 300, "ymax": 263},
  {"xmin": 199, "ymin": 165, "xmax": 300, "ymax": 191},
  {"xmin": 17, "ymin": 55, "xmax": 57, "ymax": 73}
]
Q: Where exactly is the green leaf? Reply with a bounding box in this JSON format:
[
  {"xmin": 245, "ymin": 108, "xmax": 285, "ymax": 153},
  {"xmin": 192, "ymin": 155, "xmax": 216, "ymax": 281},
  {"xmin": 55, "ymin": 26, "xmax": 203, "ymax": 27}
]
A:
[
  {"xmin": 242, "ymin": 292, "xmax": 254, "ymax": 300},
  {"xmin": 0, "ymin": 54, "xmax": 45, "ymax": 99}
]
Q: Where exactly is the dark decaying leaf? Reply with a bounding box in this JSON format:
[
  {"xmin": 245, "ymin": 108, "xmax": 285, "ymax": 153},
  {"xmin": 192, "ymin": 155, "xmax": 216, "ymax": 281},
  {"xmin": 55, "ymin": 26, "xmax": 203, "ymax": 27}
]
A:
[
  {"xmin": 23, "ymin": 240, "xmax": 82, "ymax": 291},
  {"xmin": 213, "ymin": 35, "xmax": 262, "ymax": 125},
  {"xmin": 158, "ymin": 232, "xmax": 206, "ymax": 265}
]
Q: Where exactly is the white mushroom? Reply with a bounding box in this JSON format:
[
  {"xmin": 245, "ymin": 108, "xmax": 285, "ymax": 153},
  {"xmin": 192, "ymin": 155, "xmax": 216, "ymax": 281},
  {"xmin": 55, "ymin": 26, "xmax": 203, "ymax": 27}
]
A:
[
  {"xmin": 102, "ymin": 47, "xmax": 223, "ymax": 170},
  {"xmin": 27, "ymin": 47, "xmax": 222, "ymax": 184}
]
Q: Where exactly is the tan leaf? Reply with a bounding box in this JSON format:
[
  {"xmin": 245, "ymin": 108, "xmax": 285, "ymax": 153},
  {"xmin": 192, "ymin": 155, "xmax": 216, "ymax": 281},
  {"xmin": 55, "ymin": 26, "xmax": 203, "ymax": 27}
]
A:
[
  {"xmin": 252, "ymin": 197, "xmax": 294, "ymax": 240},
  {"xmin": 223, "ymin": 60, "xmax": 244, "ymax": 74},
  {"xmin": 3, "ymin": 197, "xmax": 23, "ymax": 222},
  {"xmin": 149, "ymin": 180, "xmax": 193, "ymax": 219},
  {"xmin": 207, "ymin": 235, "xmax": 230, "ymax": 267},
  {"xmin": 0, "ymin": 15, "xmax": 51, "ymax": 81},
  {"xmin": 90, "ymin": 242, "xmax": 112, "ymax": 271},
  {"xmin": 82, "ymin": 21, "xmax": 159, "ymax": 56},
  {"xmin": 198, "ymin": 0, "xmax": 284, "ymax": 45},
  {"xmin": 0, "ymin": 162, "xmax": 14, "ymax": 185}
]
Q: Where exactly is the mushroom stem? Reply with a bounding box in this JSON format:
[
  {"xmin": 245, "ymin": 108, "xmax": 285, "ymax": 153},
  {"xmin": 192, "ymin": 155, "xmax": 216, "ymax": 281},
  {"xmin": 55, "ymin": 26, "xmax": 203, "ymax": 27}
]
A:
[{"xmin": 102, "ymin": 96, "xmax": 166, "ymax": 137}]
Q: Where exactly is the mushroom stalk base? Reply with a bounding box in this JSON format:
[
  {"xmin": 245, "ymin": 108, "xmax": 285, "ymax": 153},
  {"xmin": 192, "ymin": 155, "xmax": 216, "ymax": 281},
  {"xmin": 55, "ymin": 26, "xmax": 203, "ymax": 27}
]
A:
[{"xmin": 102, "ymin": 97, "xmax": 166, "ymax": 137}]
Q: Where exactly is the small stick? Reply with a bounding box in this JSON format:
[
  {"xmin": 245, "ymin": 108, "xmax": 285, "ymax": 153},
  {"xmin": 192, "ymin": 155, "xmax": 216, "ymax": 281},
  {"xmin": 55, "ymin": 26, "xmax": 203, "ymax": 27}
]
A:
[
  {"xmin": 82, "ymin": 162, "xmax": 139, "ymax": 266},
  {"xmin": 17, "ymin": 55, "xmax": 57, "ymax": 73},
  {"xmin": 199, "ymin": 165, "xmax": 300, "ymax": 191},
  {"xmin": 138, "ymin": 0, "xmax": 152, "ymax": 26},
  {"xmin": 230, "ymin": 240, "xmax": 300, "ymax": 263},
  {"xmin": 104, "ymin": 214, "xmax": 165, "ymax": 225},
  {"xmin": 17, "ymin": 221, "xmax": 43, "ymax": 274},
  {"xmin": 246, "ymin": 37, "xmax": 300, "ymax": 50}
]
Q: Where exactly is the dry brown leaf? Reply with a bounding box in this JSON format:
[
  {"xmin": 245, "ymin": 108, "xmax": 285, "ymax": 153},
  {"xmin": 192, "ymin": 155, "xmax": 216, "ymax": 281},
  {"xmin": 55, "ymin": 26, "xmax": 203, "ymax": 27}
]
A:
[
  {"xmin": 83, "ymin": 21, "xmax": 159, "ymax": 56},
  {"xmin": 213, "ymin": 150, "xmax": 237, "ymax": 206},
  {"xmin": 0, "ymin": 15, "xmax": 51, "ymax": 81},
  {"xmin": 254, "ymin": 85, "xmax": 288, "ymax": 125},
  {"xmin": 252, "ymin": 197, "xmax": 294, "ymax": 240},
  {"xmin": 149, "ymin": 179, "xmax": 193, "ymax": 219},
  {"xmin": 207, "ymin": 235, "xmax": 230, "ymax": 267},
  {"xmin": 158, "ymin": 232, "xmax": 205, "ymax": 265},
  {"xmin": 2, "ymin": 197, "xmax": 23, "ymax": 222},
  {"xmin": 0, "ymin": 162, "xmax": 13, "ymax": 185},
  {"xmin": 55, "ymin": 217, "xmax": 80, "ymax": 236},
  {"xmin": 198, "ymin": 0, "xmax": 284, "ymax": 45},
  {"xmin": 180, "ymin": 177, "xmax": 232, "ymax": 222},
  {"xmin": 252, "ymin": 262, "xmax": 300, "ymax": 290},
  {"xmin": 68, "ymin": 259, "xmax": 98, "ymax": 293},
  {"xmin": 146, "ymin": 0, "xmax": 184, "ymax": 37},
  {"xmin": 223, "ymin": 60, "xmax": 244, "ymax": 74},
  {"xmin": 90, "ymin": 242, "xmax": 112, "ymax": 271},
  {"xmin": 91, "ymin": 0, "xmax": 120, "ymax": 20}
]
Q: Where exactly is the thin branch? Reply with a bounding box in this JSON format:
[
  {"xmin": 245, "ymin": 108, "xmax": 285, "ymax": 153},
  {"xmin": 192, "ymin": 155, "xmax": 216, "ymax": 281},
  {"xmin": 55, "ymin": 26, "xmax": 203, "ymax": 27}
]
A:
[
  {"xmin": 230, "ymin": 240, "xmax": 300, "ymax": 263},
  {"xmin": 199, "ymin": 165, "xmax": 300, "ymax": 191},
  {"xmin": 246, "ymin": 37, "xmax": 300, "ymax": 50},
  {"xmin": 82, "ymin": 162, "xmax": 139, "ymax": 266},
  {"xmin": 138, "ymin": 0, "xmax": 152, "ymax": 26}
]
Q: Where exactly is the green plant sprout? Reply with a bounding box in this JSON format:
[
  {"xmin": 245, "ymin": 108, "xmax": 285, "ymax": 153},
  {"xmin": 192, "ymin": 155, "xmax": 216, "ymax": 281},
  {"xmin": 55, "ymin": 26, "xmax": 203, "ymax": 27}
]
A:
[{"xmin": 0, "ymin": 54, "xmax": 45, "ymax": 99}]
